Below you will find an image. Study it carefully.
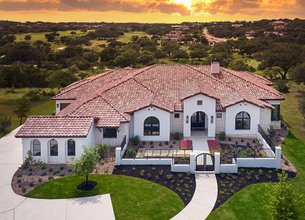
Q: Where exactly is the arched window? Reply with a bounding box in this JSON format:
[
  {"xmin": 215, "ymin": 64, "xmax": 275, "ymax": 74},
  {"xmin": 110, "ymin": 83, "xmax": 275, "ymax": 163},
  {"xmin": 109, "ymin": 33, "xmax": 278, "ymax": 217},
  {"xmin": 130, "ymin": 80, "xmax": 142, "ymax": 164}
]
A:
[
  {"xmin": 32, "ymin": 139, "xmax": 41, "ymax": 156},
  {"xmin": 49, "ymin": 139, "xmax": 58, "ymax": 156},
  {"xmin": 67, "ymin": 139, "xmax": 76, "ymax": 156},
  {"xmin": 144, "ymin": 116, "xmax": 160, "ymax": 136},
  {"xmin": 235, "ymin": 111, "xmax": 251, "ymax": 130}
]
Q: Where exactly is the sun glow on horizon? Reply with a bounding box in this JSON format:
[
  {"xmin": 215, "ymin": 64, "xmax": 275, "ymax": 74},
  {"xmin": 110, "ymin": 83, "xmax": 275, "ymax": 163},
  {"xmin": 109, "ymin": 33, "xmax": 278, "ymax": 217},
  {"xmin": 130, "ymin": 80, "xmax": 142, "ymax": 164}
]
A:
[{"xmin": 174, "ymin": 0, "xmax": 192, "ymax": 9}]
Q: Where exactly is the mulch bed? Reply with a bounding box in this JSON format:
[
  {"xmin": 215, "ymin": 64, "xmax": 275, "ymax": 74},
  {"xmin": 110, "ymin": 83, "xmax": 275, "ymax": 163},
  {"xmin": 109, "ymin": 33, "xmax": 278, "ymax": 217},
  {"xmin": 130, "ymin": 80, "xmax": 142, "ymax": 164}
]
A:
[
  {"xmin": 214, "ymin": 168, "xmax": 297, "ymax": 210},
  {"xmin": 113, "ymin": 165, "xmax": 196, "ymax": 206},
  {"xmin": 12, "ymin": 164, "xmax": 74, "ymax": 196},
  {"xmin": 77, "ymin": 181, "xmax": 97, "ymax": 191}
]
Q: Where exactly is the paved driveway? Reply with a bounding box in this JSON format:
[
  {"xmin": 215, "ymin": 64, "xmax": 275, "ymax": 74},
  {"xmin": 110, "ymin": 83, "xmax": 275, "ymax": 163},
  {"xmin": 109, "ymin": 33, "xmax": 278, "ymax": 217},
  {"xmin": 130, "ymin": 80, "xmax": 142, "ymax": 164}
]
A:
[{"xmin": 0, "ymin": 127, "xmax": 115, "ymax": 220}]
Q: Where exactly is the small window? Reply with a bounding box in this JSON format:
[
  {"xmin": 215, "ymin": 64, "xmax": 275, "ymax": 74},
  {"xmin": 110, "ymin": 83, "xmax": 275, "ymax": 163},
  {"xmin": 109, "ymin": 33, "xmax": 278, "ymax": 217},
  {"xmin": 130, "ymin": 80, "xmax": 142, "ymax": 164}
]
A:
[
  {"xmin": 103, "ymin": 128, "xmax": 117, "ymax": 138},
  {"xmin": 67, "ymin": 139, "xmax": 76, "ymax": 156},
  {"xmin": 197, "ymin": 100, "xmax": 203, "ymax": 105},
  {"xmin": 271, "ymin": 105, "xmax": 280, "ymax": 121},
  {"xmin": 60, "ymin": 103, "xmax": 70, "ymax": 111},
  {"xmin": 216, "ymin": 113, "xmax": 222, "ymax": 118},
  {"xmin": 50, "ymin": 139, "xmax": 58, "ymax": 156},
  {"xmin": 174, "ymin": 113, "xmax": 180, "ymax": 118},
  {"xmin": 32, "ymin": 139, "xmax": 41, "ymax": 156}
]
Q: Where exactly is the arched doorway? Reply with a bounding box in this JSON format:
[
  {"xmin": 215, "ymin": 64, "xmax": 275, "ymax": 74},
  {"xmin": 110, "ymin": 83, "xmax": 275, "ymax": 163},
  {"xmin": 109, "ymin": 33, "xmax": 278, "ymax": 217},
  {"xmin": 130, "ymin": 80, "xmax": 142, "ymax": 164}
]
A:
[
  {"xmin": 191, "ymin": 111, "xmax": 207, "ymax": 131},
  {"xmin": 195, "ymin": 153, "xmax": 214, "ymax": 172}
]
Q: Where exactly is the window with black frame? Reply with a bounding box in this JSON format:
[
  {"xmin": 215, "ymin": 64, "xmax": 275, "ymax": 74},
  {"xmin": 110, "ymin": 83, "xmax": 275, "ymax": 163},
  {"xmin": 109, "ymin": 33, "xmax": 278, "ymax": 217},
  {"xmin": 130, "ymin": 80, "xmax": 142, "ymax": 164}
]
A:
[
  {"xmin": 50, "ymin": 139, "xmax": 58, "ymax": 156},
  {"xmin": 103, "ymin": 128, "xmax": 117, "ymax": 138},
  {"xmin": 144, "ymin": 116, "xmax": 160, "ymax": 136},
  {"xmin": 32, "ymin": 139, "xmax": 41, "ymax": 156},
  {"xmin": 67, "ymin": 139, "xmax": 76, "ymax": 156},
  {"xmin": 271, "ymin": 105, "xmax": 280, "ymax": 121},
  {"xmin": 235, "ymin": 111, "xmax": 251, "ymax": 130}
]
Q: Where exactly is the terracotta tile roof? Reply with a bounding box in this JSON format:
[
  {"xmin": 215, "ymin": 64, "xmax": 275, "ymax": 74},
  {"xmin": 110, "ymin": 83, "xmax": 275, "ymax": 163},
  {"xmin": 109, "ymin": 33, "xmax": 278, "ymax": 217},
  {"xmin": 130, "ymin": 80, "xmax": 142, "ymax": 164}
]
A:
[
  {"xmin": 15, "ymin": 116, "xmax": 94, "ymax": 138},
  {"xmin": 26, "ymin": 64, "xmax": 283, "ymax": 134}
]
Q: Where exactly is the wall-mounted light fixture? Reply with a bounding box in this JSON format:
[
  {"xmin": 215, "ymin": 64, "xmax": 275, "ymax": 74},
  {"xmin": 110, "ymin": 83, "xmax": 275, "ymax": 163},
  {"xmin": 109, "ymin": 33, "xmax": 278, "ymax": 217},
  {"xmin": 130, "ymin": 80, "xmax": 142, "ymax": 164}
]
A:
[
  {"xmin": 186, "ymin": 116, "xmax": 189, "ymax": 124},
  {"xmin": 211, "ymin": 115, "xmax": 214, "ymax": 124}
]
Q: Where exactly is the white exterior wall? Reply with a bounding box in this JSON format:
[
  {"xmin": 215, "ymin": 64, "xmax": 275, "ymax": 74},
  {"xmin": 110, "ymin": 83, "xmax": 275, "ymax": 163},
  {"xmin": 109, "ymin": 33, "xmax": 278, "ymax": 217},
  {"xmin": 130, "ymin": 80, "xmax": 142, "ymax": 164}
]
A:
[
  {"xmin": 129, "ymin": 115, "xmax": 134, "ymax": 138},
  {"xmin": 170, "ymin": 112, "xmax": 184, "ymax": 133},
  {"xmin": 55, "ymin": 100, "xmax": 74, "ymax": 114},
  {"xmin": 21, "ymin": 124, "xmax": 95, "ymax": 164},
  {"xmin": 225, "ymin": 102, "xmax": 260, "ymax": 136},
  {"xmin": 216, "ymin": 112, "xmax": 226, "ymax": 134},
  {"xmin": 133, "ymin": 106, "xmax": 170, "ymax": 141},
  {"xmin": 183, "ymin": 94, "xmax": 216, "ymax": 138},
  {"xmin": 260, "ymin": 108, "xmax": 271, "ymax": 132},
  {"xmin": 95, "ymin": 123, "xmax": 129, "ymax": 147}
]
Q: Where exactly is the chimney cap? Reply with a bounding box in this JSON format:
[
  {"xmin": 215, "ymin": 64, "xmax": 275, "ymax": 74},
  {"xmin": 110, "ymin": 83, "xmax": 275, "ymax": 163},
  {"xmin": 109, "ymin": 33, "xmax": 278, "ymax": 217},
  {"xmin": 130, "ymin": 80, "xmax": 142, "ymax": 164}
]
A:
[{"xmin": 211, "ymin": 62, "xmax": 220, "ymax": 75}]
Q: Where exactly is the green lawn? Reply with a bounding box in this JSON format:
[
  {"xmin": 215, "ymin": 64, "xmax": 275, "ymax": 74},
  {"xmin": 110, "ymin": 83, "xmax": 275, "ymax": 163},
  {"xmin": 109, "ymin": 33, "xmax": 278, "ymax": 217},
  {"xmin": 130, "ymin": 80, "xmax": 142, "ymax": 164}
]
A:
[
  {"xmin": 208, "ymin": 83, "xmax": 305, "ymax": 219},
  {"xmin": 15, "ymin": 30, "xmax": 95, "ymax": 51},
  {"xmin": 27, "ymin": 174, "xmax": 184, "ymax": 220},
  {"xmin": 0, "ymin": 88, "xmax": 55, "ymax": 138},
  {"xmin": 117, "ymin": 31, "xmax": 152, "ymax": 44}
]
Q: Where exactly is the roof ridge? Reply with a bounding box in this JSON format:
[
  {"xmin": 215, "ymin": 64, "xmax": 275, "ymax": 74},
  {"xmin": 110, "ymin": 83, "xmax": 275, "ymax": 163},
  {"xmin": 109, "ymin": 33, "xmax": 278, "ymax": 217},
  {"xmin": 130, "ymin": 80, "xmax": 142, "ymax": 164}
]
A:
[
  {"xmin": 59, "ymin": 65, "xmax": 157, "ymax": 116},
  {"xmin": 186, "ymin": 64, "xmax": 237, "ymax": 91},
  {"xmin": 222, "ymin": 68, "xmax": 283, "ymax": 98},
  {"xmin": 243, "ymin": 71, "xmax": 273, "ymax": 84},
  {"xmin": 100, "ymin": 97, "xmax": 130, "ymax": 121},
  {"xmin": 29, "ymin": 115, "xmax": 94, "ymax": 119},
  {"xmin": 53, "ymin": 69, "xmax": 117, "ymax": 100}
]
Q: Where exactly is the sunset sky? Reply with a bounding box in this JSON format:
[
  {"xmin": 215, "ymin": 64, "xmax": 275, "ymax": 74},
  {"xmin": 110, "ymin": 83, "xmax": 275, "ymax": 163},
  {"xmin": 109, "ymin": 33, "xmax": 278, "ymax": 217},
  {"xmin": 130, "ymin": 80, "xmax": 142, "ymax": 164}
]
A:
[{"xmin": 0, "ymin": 0, "xmax": 304, "ymax": 23}]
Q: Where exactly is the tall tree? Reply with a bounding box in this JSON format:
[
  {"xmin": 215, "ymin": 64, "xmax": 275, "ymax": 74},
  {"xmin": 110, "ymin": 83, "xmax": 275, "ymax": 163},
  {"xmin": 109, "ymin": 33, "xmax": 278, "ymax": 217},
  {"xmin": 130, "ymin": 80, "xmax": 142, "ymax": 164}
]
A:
[
  {"xmin": 74, "ymin": 146, "xmax": 98, "ymax": 187},
  {"xmin": 258, "ymin": 43, "xmax": 303, "ymax": 79},
  {"xmin": 171, "ymin": 49, "xmax": 189, "ymax": 61},
  {"xmin": 289, "ymin": 62, "xmax": 305, "ymax": 83},
  {"xmin": 47, "ymin": 70, "xmax": 78, "ymax": 89},
  {"xmin": 162, "ymin": 41, "xmax": 180, "ymax": 57},
  {"xmin": 14, "ymin": 97, "xmax": 31, "ymax": 125}
]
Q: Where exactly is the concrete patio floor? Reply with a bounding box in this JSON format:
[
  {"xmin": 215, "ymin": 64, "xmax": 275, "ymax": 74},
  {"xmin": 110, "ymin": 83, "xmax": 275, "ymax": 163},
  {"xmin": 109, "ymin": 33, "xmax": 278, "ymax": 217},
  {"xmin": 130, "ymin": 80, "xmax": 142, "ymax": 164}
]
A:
[{"xmin": 0, "ymin": 127, "xmax": 115, "ymax": 220}]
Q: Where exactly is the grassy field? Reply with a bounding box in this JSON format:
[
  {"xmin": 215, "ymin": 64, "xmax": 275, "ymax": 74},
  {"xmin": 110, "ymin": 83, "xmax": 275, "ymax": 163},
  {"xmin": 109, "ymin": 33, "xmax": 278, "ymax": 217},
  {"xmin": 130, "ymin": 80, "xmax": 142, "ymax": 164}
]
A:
[
  {"xmin": 0, "ymin": 88, "xmax": 55, "ymax": 138},
  {"xmin": 117, "ymin": 31, "xmax": 152, "ymax": 44},
  {"xmin": 15, "ymin": 29, "xmax": 100, "ymax": 51},
  {"xmin": 208, "ymin": 82, "xmax": 305, "ymax": 220},
  {"xmin": 27, "ymin": 174, "xmax": 184, "ymax": 220}
]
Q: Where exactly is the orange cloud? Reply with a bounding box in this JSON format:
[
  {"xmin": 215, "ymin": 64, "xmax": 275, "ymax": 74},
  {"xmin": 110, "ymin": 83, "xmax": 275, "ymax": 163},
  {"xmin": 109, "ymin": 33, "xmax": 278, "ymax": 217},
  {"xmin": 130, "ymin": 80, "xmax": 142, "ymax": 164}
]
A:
[{"xmin": 0, "ymin": 0, "xmax": 304, "ymax": 21}]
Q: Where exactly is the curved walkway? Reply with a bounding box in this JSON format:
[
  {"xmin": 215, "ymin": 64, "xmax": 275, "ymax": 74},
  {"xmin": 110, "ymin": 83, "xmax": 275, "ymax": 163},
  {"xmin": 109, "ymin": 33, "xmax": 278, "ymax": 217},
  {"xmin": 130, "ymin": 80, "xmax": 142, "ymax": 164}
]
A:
[
  {"xmin": 0, "ymin": 127, "xmax": 115, "ymax": 220},
  {"xmin": 171, "ymin": 173, "xmax": 218, "ymax": 220}
]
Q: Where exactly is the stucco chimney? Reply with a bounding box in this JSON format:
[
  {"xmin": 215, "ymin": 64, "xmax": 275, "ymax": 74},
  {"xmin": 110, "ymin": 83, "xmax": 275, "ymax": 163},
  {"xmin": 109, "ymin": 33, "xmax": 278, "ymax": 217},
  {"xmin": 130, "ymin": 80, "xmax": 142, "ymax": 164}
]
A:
[{"xmin": 211, "ymin": 62, "xmax": 220, "ymax": 76}]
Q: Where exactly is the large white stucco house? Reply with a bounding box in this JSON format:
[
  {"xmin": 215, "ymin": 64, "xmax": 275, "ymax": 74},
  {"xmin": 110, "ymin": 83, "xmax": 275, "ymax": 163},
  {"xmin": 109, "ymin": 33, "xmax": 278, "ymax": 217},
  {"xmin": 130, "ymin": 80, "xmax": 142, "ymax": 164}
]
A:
[{"xmin": 16, "ymin": 63, "xmax": 284, "ymax": 165}]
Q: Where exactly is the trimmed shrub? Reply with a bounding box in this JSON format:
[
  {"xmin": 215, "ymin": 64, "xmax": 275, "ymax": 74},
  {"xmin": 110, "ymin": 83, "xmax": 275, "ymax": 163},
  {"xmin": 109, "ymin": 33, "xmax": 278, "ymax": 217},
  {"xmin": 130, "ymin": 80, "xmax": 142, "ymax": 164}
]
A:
[
  {"xmin": 125, "ymin": 148, "xmax": 137, "ymax": 158},
  {"xmin": 130, "ymin": 136, "xmax": 140, "ymax": 146},
  {"xmin": 218, "ymin": 132, "xmax": 226, "ymax": 141}
]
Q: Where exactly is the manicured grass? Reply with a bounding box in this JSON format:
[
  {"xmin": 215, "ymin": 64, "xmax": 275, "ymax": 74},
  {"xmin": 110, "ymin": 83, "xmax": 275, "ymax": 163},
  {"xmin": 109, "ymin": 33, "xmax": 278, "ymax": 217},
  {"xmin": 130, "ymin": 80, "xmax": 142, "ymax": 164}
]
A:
[
  {"xmin": 27, "ymin": 174, "xmax": 184, "ymax": 220},
  {"xmin": 0, "ymin": 88, "xmax": 55, "ymax": 138},
  {"xmin": 208, "ymin": 83, "xmax": 305, "ymax": 219},
  {"xmin": 117, "ymin": 31, "xmax": 152, "ymax": 44},
  {"xmin": 14, "ymin": 30, "xmax": 95, "ymax": 50}
]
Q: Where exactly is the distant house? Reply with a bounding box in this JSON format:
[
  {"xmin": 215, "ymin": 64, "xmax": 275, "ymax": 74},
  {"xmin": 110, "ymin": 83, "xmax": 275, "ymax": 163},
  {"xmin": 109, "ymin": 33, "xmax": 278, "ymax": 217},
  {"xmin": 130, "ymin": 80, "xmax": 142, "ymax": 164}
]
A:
[
  {"xmin": 172, "ymin": 25, "xmax": 190, "ymax": 31},
  {"xmin": 270, "ymin": 20, "xmax": 287, "ymax": 30},
  {"xmin": 245, "ymin": 31, "xmax": 255, "ymax": 39},
  {"xmin": 16, "ymin": 63, "xmax": 284, "ymax": 164},
  {"xmin": 264, "ymin": 31, "xmax": 283, "ymax": 37},
  {"xmin": 232, "ymin": 23, "xmax": 243, "ymax": 28},
  {"xmin": 164, "ymin": 31, "xmax": 183, "ymax": 41}
]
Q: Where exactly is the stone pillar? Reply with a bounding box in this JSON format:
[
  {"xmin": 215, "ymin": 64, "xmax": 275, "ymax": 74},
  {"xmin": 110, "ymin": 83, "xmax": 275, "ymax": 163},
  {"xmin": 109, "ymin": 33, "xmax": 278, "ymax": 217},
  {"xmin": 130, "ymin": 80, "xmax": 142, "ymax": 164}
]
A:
[
  {"xmin": 214, "ymin": 152, "xmax": 221, "ymax": 174},
  {"xmin": 189, "ymin": 152, "xmax": 196, "ymax": 174},
  {"xmin": 275, "ymin": 146, "xmax": 282, "ymax": 169},
  {"xmin": 115, "ymin": 147, "xmax": 122, "ymax": 165}
]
